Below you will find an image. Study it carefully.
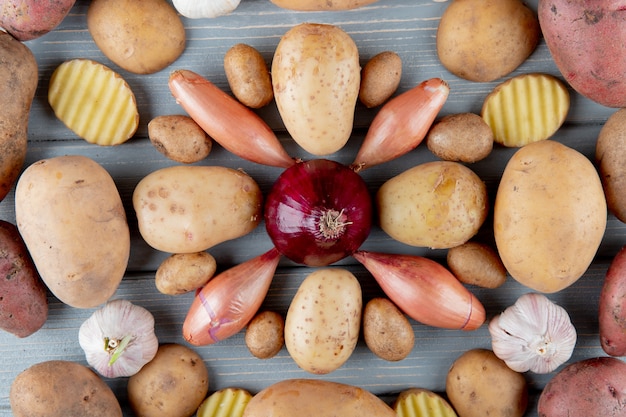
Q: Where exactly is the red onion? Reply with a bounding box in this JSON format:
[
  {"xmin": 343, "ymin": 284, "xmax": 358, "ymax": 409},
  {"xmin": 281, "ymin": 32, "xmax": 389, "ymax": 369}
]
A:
[{"xmin": 264, "ymin": 159, "xmax": 372, "ymax": 266}]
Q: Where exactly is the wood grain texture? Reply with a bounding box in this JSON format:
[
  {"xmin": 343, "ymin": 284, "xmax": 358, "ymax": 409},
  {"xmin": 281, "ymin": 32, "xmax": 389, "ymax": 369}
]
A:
[{"xmin": 0, "ymin": 0, "xmax": 620, "ymax": 416}]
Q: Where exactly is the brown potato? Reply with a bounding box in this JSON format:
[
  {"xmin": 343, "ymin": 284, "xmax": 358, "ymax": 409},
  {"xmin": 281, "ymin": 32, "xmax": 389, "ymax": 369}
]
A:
[
  {"xmin": 10, "ymin": 360, "xmax": 122, "ymax": 417},
  {"xmin": 359, "ymin": 51, "xmax": 402, "ymax": 108},
  {"xmin": 446, "ymin": 349, "xmax": 528, "ymax": 417},
  {"xmin": 436, "ymin": 0, "xmax": 540, "ymax": 82},
  {"xmin": 363, "ymin": 297, "xmax": 414, "ymax": 361},
  {"xmin": 596, "ymin": 108, "xmax": 626, "ymax": 223},
  {"xmin": 155, "ymin": 251, "xmax": 217, "ymax": 295},
  {"xmin": 224, "ymin": 44, "xmax": 274, "ymax": 109},
  {"xmin": 447, "ymin": 241, "xmax": 507, "ymax": 289},
  {"xmin": 426, "ymin": 113, "xmax": 494, "ymax": 163},
  {"xmin": 87, "ymin": 0, "xmax": 185, "ymax": 74},
  {"xmin": 128, "ymin": 343, "xmax": 209, "ymax": 417},
  {"xmin": 148, "ymin": 115, "xmax": 212, "ymax": 164},
  {"xmin": 270, "ymin": 0, "xmax": 380, "ymax": 10},
  {"xmin": 245, "ymin": 310, "xmax": 285, "ymax": 359}
]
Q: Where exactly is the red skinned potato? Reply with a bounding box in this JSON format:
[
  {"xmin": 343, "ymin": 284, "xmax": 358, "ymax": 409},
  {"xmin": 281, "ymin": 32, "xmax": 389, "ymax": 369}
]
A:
[
  {"xmin": 599, "ymin": 245, "xmax": 626, "ymax": 356},
  {"xmin": 0, "ymin": 220, "xmax": 48, "ymax": 338},
  {"xmin": 537, "ymin": 357, "xmax": 626, "ymax": 416},
  {"xmin": 0, "ymin": 0, "xmax": 76, "ymax": 41},
  {"xmin": 538, "ymin": 0, "xmax": 626, "ymax": 107}
]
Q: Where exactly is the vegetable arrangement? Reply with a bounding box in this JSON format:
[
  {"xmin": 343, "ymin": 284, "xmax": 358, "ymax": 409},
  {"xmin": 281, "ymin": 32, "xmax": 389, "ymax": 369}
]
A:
[{"xmin": 3, "ymin": 1, "xmax": 626, "ymax": 416}]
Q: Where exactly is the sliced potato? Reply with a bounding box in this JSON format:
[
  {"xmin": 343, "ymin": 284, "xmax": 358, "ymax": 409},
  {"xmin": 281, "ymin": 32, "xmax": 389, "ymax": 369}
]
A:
[
  {"xmin": 197, "ymin": 388, "xmax": 252, "ymax": 417},
  {"xmin": 394, "ymin": 388, "xmax": 457, "ymax": 417}
]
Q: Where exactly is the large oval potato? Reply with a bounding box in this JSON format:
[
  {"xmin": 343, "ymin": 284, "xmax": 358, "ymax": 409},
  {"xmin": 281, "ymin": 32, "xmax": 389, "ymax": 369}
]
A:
[
  {"xmin": 494, "ymin": 140, "xmax": 607, "ymax": 293},
  {"xmin": 285, "ymin": 268, "xmax": 362, "ymax": 374},
  {"xmin": 272, "ymin": 23, "xmax": 360, "ymax": 155},
  {"xmin": 133, "ymin": 165, "xmax": 263, "ymax": 254},
  {"xmin": 15, "ymin": 155, "xmax": 130, "ymax": 309},
  {"xmin": 243, "ymin": 379, "xmax": 396, "ymax": 417},
  {"xmin": 10, "ymin": 360, "xmax": 122, "ymax": 417},
  {"xmin": 377, "ymin": 160, "xmax": 488, "ymax": 249}
]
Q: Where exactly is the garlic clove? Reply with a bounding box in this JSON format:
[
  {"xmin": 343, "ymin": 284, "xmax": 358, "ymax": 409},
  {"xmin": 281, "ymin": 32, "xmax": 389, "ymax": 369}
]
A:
[
  {"xmin": 488, "ymin": 292, "xmax": 576, "ymax": 374},
  {"xmin": 172, "ymin": 0, "xmax": 241, "ymax": 19}
]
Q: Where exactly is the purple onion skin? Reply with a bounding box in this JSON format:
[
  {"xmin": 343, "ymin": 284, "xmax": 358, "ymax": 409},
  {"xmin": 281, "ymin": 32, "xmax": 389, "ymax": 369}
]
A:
[{"xmin": 265, "ymin": 159, "xmax": 373, "ymax": 266}]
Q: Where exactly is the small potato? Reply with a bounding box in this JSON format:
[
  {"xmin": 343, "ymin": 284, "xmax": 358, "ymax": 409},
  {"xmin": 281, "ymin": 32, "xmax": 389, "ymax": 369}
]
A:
[
  {"xmin": 359, "ymin": 51, "xmax": 402, "ymax": 108},
  {"xmin": 10, "ymin": 360, "xmax": 122, "ymax": 417},
  {"xmin": 133, "ymin": 165, "xmax": 263, "ymax": 254},
  {"xmin": 447, "ymin": 241, "xmax": 507, "ymax": 289},
  {"xmin": 224, "ymin": 44, "xmax": 274, "ymax": 109},
  {"xmin": 363, "ymin": 297, "xmax": 414, "ymax": 361},
  {"xmin": 596, "ymin": 108, "xmax": 626, "ymax": 223},
  {"xmin": 599, "ymin": 245, "xmax": 626, "ymax": 356},
  {"xmin": 285, "ymin": 268, "xmax": 362, "ymax": 374},
  {"xmin": 436, "ymin": 0, "xmax": 540, "ymax": 82},
  {"xmin": 446, "ymin": 349, "xmax": 528, "ymax": 417},
  {"xmin": 148, "ymin": 115, "xmax": 212, "ymax": 164},
  {"xmin": 377, "ymin": 160, "xmax": 489, "ymax": 249},
  {"xmin": 87, "ymin": 0, "xmax": 185, "ymax": 74},
  {"xmin": 128, "ymin": 343, "xmax": 209, "ymax": 417},
  {"xmin": 155, "ymin": 251, "xmax": 217, "ymax": 295},
  {"xmin": 426, "ymin": 113, "xmax": 494, "ymax": 163},
  {"xmin": 245, "ymin": 310, "xmax": 285, "ymax": 359},
  {"xmin": 394, "ymin": 388, "xmax": 457, "ymax": 417}
]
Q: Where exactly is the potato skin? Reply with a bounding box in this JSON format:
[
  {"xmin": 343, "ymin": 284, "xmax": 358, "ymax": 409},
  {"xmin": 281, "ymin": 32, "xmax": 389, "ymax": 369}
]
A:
[
  {"xmin": 10, "ymin": 360, "xmax": 122, "ymax": 417},
  {"xmin": 270, "ymin": 0, "xmax": 380, "ymax": 10},
  {"xmin": 426, "ymin": 113, "xmax": 494, "ymax": 163},
  {"xmin": 155, "ymin": 251, "xmax": 217, "ymax": 295},
  {"xmin": 596, "ymin": 108, "xmax": 626, "ymax": 222},
  {"xmin": 537, "ymin": 357, "xmax": 626, "ymax": 416},
  {"xmin": 359, "ymin": 51, "xmax": 402, "ymax": 108},
  {"xmin": 243, "ymin": 378, "xmax": 396, "ymax": 417},
  {"xmin": 0, "ymin": 221, "xmax": 48, "ymax": 338},
  {"xmin": 245, "ymin": 310, "xmax": 285, "ymax": 359},
  {"xmin": 494, "ymin": 140, "xmax": 607, "ymax": 293},
  {"xmin": 599, "ymin": 245, "xmax": 626, "ymax": 356},
  {"xmin": 0, "ymin": 31, "xmax": 38, "ymax": 203},
  {"xmin": 224, "ymin": 44, "xmax": 274, "ymax": 109},
  {"xmin": 0, "ymin": 0, "xmax": 76, "ymax": 41},
  {"xmin": 363, "ymin": 297, "xmax": 414, "ymax": 361},
  {"xmin": 447, "ymin": 241, "xmax": 507, "ymax": 289},
  {"xmin": 15, "ymin": 155, "xmax": 130, "ymax": 308},
  {"xmin": 148, "ymin": 115, "xmax": 212, "ymax": 164}
]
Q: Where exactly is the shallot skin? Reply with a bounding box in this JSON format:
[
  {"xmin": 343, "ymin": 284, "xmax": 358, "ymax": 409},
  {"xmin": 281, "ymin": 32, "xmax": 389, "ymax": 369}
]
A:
[{"xmin": 353, "ymin": 250, "xmax": 485, "ymax": 330}]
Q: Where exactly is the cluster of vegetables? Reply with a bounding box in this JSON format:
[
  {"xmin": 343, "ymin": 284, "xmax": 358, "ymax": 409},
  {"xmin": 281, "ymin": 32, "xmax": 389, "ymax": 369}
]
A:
[{"xmin": 2, "ymin": 0, "xmax": 626, "ymax": 416}]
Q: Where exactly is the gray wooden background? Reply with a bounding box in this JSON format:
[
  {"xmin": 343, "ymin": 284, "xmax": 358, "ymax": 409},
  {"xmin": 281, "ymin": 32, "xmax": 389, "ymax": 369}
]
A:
[{"xmin": 0, "ymin": 0, "xmax": 622, "ymax": 416}]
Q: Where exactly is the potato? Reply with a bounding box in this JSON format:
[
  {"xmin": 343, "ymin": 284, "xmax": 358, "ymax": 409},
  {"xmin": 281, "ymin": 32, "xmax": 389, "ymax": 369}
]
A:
[
  {"xmin": 245, "ymin": 310, "xmax": 285, "ymax": 359},
  {"xmin": 494, "ymin": 140, "xmax": 607, "ymax": 293},
  {"xmin": 270, "ymin": 0, "xmax": 380, "ymax": 10},
  {"xmin": 599, "ymin": 245, "xmax": 626, "ymax": 356},
  {"xmin": 155, "ymin": 251, "xmax": 217, "ymax": 295},
  {"xmin": 272, "ymin": 23, "xmax": 360, "ymax": 155},
  {"xmin": 539, "ymin": 0, "xmax": 626, "ymax": 107},
  {"xmin": 436, "ymin": 0, "xmax": 540, "ymax": 82},
  {"xmin": 0, "ymin": 31, "xmax": 38, "ymax": 203},
  {"xmin": 10, "ymin": 360, "xmax": 122, "ymax": 417},
  {"xmin": 359, "ymin": 51, "xmax": 402, "ymax": 108},
  {"xmin": 596, "ymin": 108, "xmax": 626, "ymax": 223},
  {"xmin": 0, "ymin": 0, "xmax": 76, "ymax": 41},
  {"xmin": 426, "ymin": 113, "xmax": 494, "ymax": 163},
  {"xmin": 447, "ymin": 241, "xmax": 507, "ymax": 289},
  {"xmin": 197, "ymin": 388, "xmax": 252, "ymax": 417},
  {"xmin": 242, "ymin": 379, "xmax": 396, "ymax": 417},
  {"xmin": 363, "ymin": 297, "xmax": 414, "ymax": 362},
  {"xmin": 148, "ymin": 115, "xmax": 212, "ymax": 164},
  {"xmin": 0, "ymin": 221, "xmax": 48, "ymax": 338},
  {"xmin": 87, "ymin": 0, "xmax": 186, "ymax": 74},
  {"xmin": 394, "ymin": 388, "xmax": 457, "ymax": 417},
  {"xmin": 446, "ymin": 349, "xmax": 528, "ymax": 417},
  {"xmin": 133, "ymin": 165, "xmax": 263, "ymax": 254},
  {"xmin": 376, "ymin": 160, "xmax": 489, "ymax": 249},
  {"xmin": 224, "ymin": 43, "xmax": 274, "ymax": 109},
  {"xmin": 128, "ymin": 343, "xmax": 209, "ymax": 417},
  {"xmin": 285, "ymin": 268, "xmax": 362, "ymax": 374},
  {"xmin": 15, "ymin": 155, "xmax": 130, "ymax": 309},
  {"xmin": 537, "ymin": 357, "xmax": 626, "ymax": 416}
]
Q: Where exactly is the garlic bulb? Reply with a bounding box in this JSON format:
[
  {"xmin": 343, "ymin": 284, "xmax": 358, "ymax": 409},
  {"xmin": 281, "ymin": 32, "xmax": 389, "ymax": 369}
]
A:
[
  {"xmin": 78, "ymin": 299, "xmax": 159, "ymax": 378},
  {"xmin": 172, "ymin": 0, "xmax": 242, "ymax": 19},
  {"xmin": 488, "ymin": 292, "xmax": 576, "ymax": 374}
]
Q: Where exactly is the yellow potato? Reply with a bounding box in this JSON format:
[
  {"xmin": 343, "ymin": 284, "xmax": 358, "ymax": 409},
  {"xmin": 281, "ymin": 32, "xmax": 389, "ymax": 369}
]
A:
[
  {"xmin": 494, "ymin": 140, "xmax": 606, "ymax": 293},
  {"xmin": 377, "ymin": 161, "xmax": 489, "ymax": 249},
  {"xmin": 155, "ymin": 251, "xmax": 217, "ymax": 295},
  {"xmin": 272, "ymin": 23, "xmax": 360, "ymax": 155},
  {"xmin": 15, "ymin": 155, "xmax": 130, "ymax": 308},
  {"xmin": 596, "ymin": 108, "xmax": 626, "ymax": 223},
  {"xmin": 133, "ymin": 165, "xmax": 263, "ymax": 254},
  {"xmin": 197, "ymin": 388, "xmax": 252, "ymax": 417},
  {"xmin": 394, "ymin": 388, "xmax": 457, "ymax": 417}
]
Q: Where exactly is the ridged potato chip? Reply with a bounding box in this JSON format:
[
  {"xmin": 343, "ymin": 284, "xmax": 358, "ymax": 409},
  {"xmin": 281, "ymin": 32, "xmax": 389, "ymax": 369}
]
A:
[
  {"xmin": 481, "ymin": 73, "xmax": 569, "ymax": 147},
  {"xmin": 48, "ymin": 58, "xmax": 139, "ymax": 146},
  {"xmin": 394, "ymin": 388, "xmax": 458, "ymax": 417},
  {"xmin": 197, "ymin": 388, "xmax": 252, "ymax": 417}
]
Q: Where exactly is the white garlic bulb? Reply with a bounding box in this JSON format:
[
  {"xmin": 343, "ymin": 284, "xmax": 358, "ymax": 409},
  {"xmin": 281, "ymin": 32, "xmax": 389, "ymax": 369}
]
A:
[
  {"xmin": 78, "ymin": 299, "xmax": 159, "ymax": 378},
  {"xmin": 488, "ymin": 292, "xmax": 576, "ymax": 374},
  {"xmin": 173, "ymin": 0, "xmax": 242, "ymax": 19}
]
